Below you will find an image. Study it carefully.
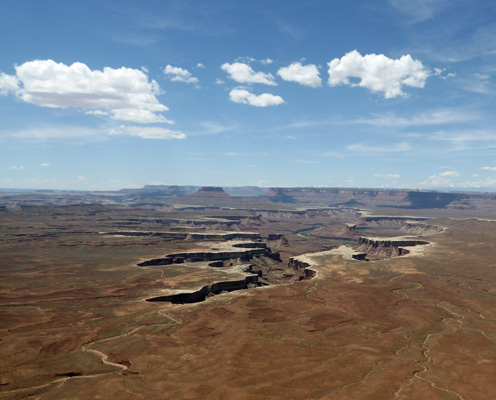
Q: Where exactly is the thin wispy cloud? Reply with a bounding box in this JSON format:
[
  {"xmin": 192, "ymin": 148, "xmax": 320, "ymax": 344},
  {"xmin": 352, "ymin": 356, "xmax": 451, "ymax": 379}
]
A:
[
  {"xmin": 109, "ymin": 126, "xmax": 186, "ymax": 140},
  {"xmin": 375, "ymin": 173, "xmax": 401, "ymax": 178},
  {"xmin": 389, "ymin": 0, "xmax": 453, "ymax": 23},
  {"xmin": 346, "ymin": 142, "xmax": 411, "ymax": 153},
  {"xmin": 353, "ymin": 109, "xmax": 477, "ymax": 128}
]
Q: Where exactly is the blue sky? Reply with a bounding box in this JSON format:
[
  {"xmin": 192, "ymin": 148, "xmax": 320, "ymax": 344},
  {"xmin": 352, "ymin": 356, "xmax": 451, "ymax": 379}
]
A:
[{"xmin": 1, "ymin": 0, "xmax": 496, "ymax": 191}]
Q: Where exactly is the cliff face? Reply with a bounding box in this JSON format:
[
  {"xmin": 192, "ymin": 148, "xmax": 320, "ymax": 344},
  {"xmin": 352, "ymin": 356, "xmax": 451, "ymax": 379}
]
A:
[
  {"xmin": 257, "ymin": 187, "xmax": 475, "ymax": 209},
  {"xmin": 354, "ymin": 237, "xmax": 430, "ymax": 260},
  {"xmin": 146, "ymin": 274, "xmax": 260, "ymax": 304},
  {"xmin": 264, "ymin": 188, "xmax": 296, "ymax": 203},
  {"xmin": 406, "ymin": 191, "xmax": 467, "ymax": 209},
  {"xmin": 288, "ymin": 257, "xmax": 317, "ymax": 280},
  {"xmin": 357, "ymin": 237, "xmax": 429, "ymax": 247},
  {"xmin": 191, "ymin": 187, "xmax": 230, "ymax": 197}
]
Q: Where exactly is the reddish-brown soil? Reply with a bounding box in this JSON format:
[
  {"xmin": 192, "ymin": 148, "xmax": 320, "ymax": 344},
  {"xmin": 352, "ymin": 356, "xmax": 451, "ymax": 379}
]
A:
[{"xmin": 1, "ymin": 199, "xmax": 496, "ymax": 399}]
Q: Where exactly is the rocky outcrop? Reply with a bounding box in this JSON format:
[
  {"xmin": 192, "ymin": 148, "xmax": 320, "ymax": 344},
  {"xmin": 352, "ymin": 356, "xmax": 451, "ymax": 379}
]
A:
[
  {"xmin": 339, "ymin": 223, "xmax": 361, "ymax": 236},
  {"xmin": 406, "ymin": 191, "xmax": 467, "ymax": 209},
  {"xmin": 108, "ymin": 231, "xmax": 261, "ymax": 240},
  {"xmin": 288, "ymin": 258, "xmax": 317, "ymax": 280},
  {"xmin": 357, "ymin": 237, "xmax": 429, "ymax": 248},
  {"xmin": 263, "ymin": 188, "xmax": 296, "ymax": 203},
  {"xmin": 138, "ymin": 246, "xmax": 280, "ymax": 267},
  {"xmin": 191, "ymin": 187, "xmax": 230, "ymax": 197},
  {"xmin": 146, "ymin": 274, "xmax": 261, "ymax": 304},
  {"xmin": 353, "ymin": 237, "xmax": 431, "ymax": 260},
  {"xmin": 401, "ymin": 222, "xmax": 444, "ymax": 235}
]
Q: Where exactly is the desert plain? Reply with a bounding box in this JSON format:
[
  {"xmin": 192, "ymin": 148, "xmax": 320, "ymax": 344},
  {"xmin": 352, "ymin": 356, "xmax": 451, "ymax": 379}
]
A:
[{"xmin": 1, "ymin": 186, "xmax": 496, "ymax": 399}]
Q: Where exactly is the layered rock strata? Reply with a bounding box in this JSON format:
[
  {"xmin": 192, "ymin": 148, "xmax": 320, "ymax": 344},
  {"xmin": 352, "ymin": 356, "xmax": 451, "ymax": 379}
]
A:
[{"xmin": 146, "ymin": 274, "xmax": 261, "ymax": 304}]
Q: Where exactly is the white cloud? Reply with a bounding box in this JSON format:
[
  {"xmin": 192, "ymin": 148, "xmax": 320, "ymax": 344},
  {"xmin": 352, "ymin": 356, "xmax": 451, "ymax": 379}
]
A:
[
  {"xmin": 375, "ymin": 173, "xmax": 401, "ymax": 178},
  {"xmin": 163, "ymin": 65, "xmax": 199, "ymax": 84},
  {"xmin": 9, "ymin": 126, "xmax": 104, "ymax": 140},
  {"xmin": 439, "ymin": 170, "xmax": 460, "ymax": 177},
  {"xmin": 277, "ymin": 62, "xmax": 322, "ymax": 88},
  {"xmin": 346, "ymin": 142, "xmax": 411, "ymax": 153},
  {"xmin": 419, "ymin": 170, "xmax": 464, "ymax": 188},
  {"xmin": 0, "ymin": 72, "xmax": 20, "ymax": 94},
  {"xmin": 215, "ymin": 78, "xmax": 225, "ymax": 85},
  {"xmin": 86, "ymin": 110, "xmax": 110, "ymax": 116},
  {"xmin": 389, "ymin": 0, "xmax": 451, "ymax": 23},
  {"xmin": 194, "ymin": 121, "xmax": 235, "ymax": 136},
  {"xmin": 433, "ymin": 68, "xmax": 456, "ymax": 80},
  {"xmin": 109, "ymin": 125, "xmax": 186, "ymax": 140},
  {"xmin": 9, "ymin": 165, "xmax": 23, "ymax": 170},
  {"xmin": 196, "ymin": 63, "xmax": 205, "ymax": 69},
  {"xmin": 421, "ymin": 174, "xmax": 454, "ymax": 188},
  {"xmin": 354, "ymin": 109, "xmax": 475, "ymax": 128},
  {"xmin": 482, "ymin": 166, "xmax": 496, "ymax": 171},
  {"xmin": 221, "ymin": 63, "xmax": 277, "ymax": 86},
  {"xmin": 261, "ymin": 58, "xmax": 274, "ymax": 65},
  {"xmin": 41, "ymin": 163, "xmax": 50, "ymax": 167},
  {"xmin": 430, "ymin": 130, "xmax": 496, "ymax": 152},
  {"xmin": 327, "ymin": 50, "xmax": 430, "ymax": 98},
  {"xmin": 0, "ymin": 60, "xmax": 170, "ymax": 124},
  {"xmin": 228, "ymin": 88, "xmax": 284, "ymax": 107}
]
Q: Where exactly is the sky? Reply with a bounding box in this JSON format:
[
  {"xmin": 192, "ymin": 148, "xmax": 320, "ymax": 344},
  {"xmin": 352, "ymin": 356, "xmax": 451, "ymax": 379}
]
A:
[{"xmin": 1, "ymin": 0, "xmax": 496, "ymax": 191}]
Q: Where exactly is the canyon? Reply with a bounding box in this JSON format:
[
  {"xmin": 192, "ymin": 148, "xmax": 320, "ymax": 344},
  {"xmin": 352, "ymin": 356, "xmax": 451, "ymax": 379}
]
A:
[{"xmin": 1, "ymin": 186, "xmax": 496, "ymax": 399}]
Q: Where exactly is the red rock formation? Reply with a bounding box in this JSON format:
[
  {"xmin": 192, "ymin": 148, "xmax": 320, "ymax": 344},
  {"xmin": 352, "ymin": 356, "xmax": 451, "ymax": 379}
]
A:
[{"xmin": 192, "ymin": 187, "xmax": 230, "ymax": 197}]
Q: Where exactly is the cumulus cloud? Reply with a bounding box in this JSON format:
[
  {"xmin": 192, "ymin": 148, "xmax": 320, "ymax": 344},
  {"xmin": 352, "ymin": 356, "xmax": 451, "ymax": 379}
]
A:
[
  {"xmin": 221, "ymin": 62, "xmax": 277, "ymax": 86},
  {"xmin": 0, "ymin": 60, "xmax": 171, "ymax": 124},
  {"xmin": 439, "ymin": 170, "xmax": 460, "ymax": 177},
  {"xmin": 482, "ymin": 166, "xmax": 496, "ymax": 171},
  {"xmin": 0, "ymin": 72, "xmax": 20, "ymax": 94},
  {"xmin": 109, "ymin": 125, "xmax": 186, "ymax": 140},
  {"xmin": 229, "ymin": 88, "xmax": 284, "ymax": 107},
  {"xmin": 163, "ymin": 65, "xmax": 199, "ymax": 84},
  {"xmin": 9, "ymin": 165, "xmax": 23, "ymax": 170},
  {"xmin": 420, "ymin": 171, "xmax": 461, "ymax": 188},
  {"xmin": 327, "ymin": 50, "xmax": 430, "ymax": 98},
  {"xmin": 277, "ymin": 62, "xmax": 322, "ymax": 88},
  {"xmin": 41, "ymin": 163, "xmax": 50, "ymax": 167}
]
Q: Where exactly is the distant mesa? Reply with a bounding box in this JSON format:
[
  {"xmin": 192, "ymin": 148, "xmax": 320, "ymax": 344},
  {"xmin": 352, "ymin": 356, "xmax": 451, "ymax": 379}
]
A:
[
  {"xmin": 118, "ymin": 185, "xmax": 198, "ymax": 199},
  {"xmin": 263, "ymin": 188, "xmax": 296, "ymax": 203},
  {"xmin": 331, "ymin": 198, "xmax": 364, "ymax": 207},
  {"xmin": 191, "ymin": 187, "xmax": 230, "ymax": 197}
]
